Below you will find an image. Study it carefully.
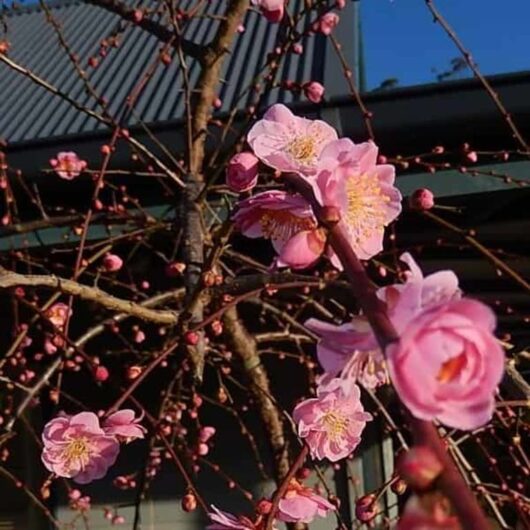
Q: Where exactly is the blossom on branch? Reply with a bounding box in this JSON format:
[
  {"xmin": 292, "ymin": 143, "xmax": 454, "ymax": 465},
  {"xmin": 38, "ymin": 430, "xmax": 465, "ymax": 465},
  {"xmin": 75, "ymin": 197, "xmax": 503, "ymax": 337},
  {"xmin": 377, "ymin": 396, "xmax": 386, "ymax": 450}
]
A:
[
  {"xmin": 247, "ymin": 104, "xmax": 338, "ymax": 175},
  {"xmin": 312, "ymin": 138, "xmax": 402, "ymax": 261},
  {"xmin": 207, "ymin": 505, "xmax": 275, "ymax": 530},
  {"xmin": 387, "ymin": 297, "xmax": 505, "ymax": 430},
  {"xmin": 293, "ymin": 377, "xmax": 372, "ymax": 461},
  {"xmin": 41, "ymin": 412, "xmax": 120, "ymax": 484},
  {"xmin": 226, "ymin": 152, "xmax": 259, "ymax": 192},
  {"xmin": 49, "ymin": 151, "xmax": 87, "ymax": 180}
]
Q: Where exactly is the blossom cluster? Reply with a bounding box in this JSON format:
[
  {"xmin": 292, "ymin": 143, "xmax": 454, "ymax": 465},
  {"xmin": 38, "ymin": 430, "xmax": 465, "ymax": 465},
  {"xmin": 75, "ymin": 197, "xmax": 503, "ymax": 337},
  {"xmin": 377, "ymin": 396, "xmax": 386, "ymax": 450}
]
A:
[
  {"xmin": 41, "ymin": 409, "xmax": 145, "ymax": 484},
  {"xmin": 224, "ymin": 103, "xmax": 505, "ymax": 526}
]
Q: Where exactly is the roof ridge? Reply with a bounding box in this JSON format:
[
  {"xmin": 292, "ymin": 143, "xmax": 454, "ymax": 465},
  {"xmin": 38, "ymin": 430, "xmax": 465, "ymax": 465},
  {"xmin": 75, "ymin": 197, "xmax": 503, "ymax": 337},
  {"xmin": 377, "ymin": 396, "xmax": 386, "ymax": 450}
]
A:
[{"xmin": 1, "ymin": 0, "xmax": 82, "ymax": 18}]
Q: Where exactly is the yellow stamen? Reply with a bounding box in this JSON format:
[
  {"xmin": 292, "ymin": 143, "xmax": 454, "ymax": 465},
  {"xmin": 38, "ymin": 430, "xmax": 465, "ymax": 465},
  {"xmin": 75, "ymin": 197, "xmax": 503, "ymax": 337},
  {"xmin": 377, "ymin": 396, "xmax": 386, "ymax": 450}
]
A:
[
  {"xmin": 62, "ymin": 437, "xmax": 91, "ymax": 470},
  {"xmin": 345, "ymin": 174, "xmax": 389, "ymax": 243},
  {"xmin": 260, "ymin": 210, "xmax": 315, "ymax": 241},
  {"xmin": 287, "ymin": 135, "xmax": 317, "ymax": 165},
  {"xmin": 322, "ymin": 411, "xmax": 349, "ymax": 441}
]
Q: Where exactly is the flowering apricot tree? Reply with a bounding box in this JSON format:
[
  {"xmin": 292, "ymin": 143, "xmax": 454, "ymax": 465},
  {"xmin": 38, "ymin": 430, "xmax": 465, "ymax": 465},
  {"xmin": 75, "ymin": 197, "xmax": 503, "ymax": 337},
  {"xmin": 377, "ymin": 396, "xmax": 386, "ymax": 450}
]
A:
[{"xmin": 0, "ymin": 0, "xmax": 528, "ymax": 529}]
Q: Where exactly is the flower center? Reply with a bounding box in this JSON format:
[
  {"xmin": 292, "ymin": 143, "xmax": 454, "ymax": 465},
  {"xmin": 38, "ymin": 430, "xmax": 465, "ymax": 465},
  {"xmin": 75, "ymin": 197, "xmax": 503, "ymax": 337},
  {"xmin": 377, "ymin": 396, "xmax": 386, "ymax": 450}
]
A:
[
  {"xmin": 437, "ymin": 353, "xmax": 467, "ymax": 383},
  {"xmin": 63, "ymin": 437, "xmax": 91, "ymax": 469},
  {"xmin": 345, "ymin": 174, "xmax": 389, "ymax": 242},
  {"xmin": 287, "ymin": 135, "xmax": 317, "ymax": 165},
  {"xmin": 322, "ymin": 410, "xmax": 349, "ymax": 441},
  {"xmin": 260, "ymin": 210, "xmax": 315, "ymax": 241}
]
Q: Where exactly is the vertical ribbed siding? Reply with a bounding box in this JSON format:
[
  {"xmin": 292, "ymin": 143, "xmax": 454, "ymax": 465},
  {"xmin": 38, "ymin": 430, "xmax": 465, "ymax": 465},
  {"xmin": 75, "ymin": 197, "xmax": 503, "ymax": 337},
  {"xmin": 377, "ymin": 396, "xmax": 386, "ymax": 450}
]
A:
[{"xmin": 0, "ymin": 0, "xmax": 328, "ymax": 144}]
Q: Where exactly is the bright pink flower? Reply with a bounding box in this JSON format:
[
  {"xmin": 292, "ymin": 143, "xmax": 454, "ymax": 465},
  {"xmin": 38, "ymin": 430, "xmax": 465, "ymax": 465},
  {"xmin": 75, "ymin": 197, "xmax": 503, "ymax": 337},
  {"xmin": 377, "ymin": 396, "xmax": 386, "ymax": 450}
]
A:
[
  {"xmin": 233, "ymin": 190, "xmax": 317, "ymax": 256},
  {"xmin": 226, "ymin": 152, "xmax": 259, "ymax": 192},
  {"xmin": 387, "ymin": 298, "xmax": 504, "ymax": 430},
  {"xmin": 199, "ymin": 426, "xmax": 216, "ymax": 442},
  {"xmin": 293, "ymin": 378, "xmax": 371, "ymax": 461},
  {"xmin": 50, "ymin": 152, "xmax": 87, "ymax": 180},
  {"xmin": 102, "ymin": 410, "xmax": 146, "ymax": 442},
  {"xmin": 312, "ymin": 138, "xmax": 402, "ymax": 262},
  {"xmin": 251, "ymin": 0, "xmax": 284, "ymax": 22},
  {"xmin": 277, "ymin": 479, "xmax": 334, "ymax": 523},
  {"xmin": 41, "ymin": 412, "xmax": 120, "ymax": 484},
  {"xmin": 303, "ymin": 81, "xmax": 325, "ymax": 103},
  {"xmin": 275, "ymin": 228, "xmax": 326, "ymax": 269},
  {"xmin": 103, "ymin": 253, "xmax": 123, "ymax": 272},
  {"xmin": 46, "ymin": 303, "xmax": 71, "ymax": 329},
  {"xmin": 247, "ymin": 104, "xmax": 338, "ymax": 175},
  {"xmin": 317, "ymin": 13, "xmax": 339, "ymax": 36}
]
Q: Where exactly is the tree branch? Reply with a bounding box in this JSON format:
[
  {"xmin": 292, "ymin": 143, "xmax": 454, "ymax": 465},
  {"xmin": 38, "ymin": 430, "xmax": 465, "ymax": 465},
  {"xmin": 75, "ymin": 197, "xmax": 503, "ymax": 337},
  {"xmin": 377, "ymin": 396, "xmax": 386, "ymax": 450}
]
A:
[
  {"xmin": 0, "ymin": 267, "xmax": 180, "ymax": 325},
  {"xmin": 223, "ymin": 306, "xmax": 291, "ymax": 482},
  {"xmin": 86, "ymin": 0, "xmax": 206, "ymax": 60}
]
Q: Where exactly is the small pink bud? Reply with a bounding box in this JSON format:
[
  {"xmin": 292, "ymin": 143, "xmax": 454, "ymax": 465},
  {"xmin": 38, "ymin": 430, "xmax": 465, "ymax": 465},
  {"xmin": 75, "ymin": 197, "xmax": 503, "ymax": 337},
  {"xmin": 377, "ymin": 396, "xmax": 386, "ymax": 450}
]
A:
[
  {"xmin": 93, "ymin": 365, "xmax": 109, "ymax": 382},
  {"xmin": 303, "ymin": 81, "xmax": 325, "ymax": 103},
  {"xmin": 213, "ymin": 97, "xmax": 222, "ymax": 109},
  {"xmin": 293, "ymin": 43, "xmax": 303, "ymax": 54},
  {"xmin": 182, "ymin": 493, "xmax": 197, "ymax": 512},
  {"xmin": 237, "ymin": 24, "xmax": 245, "ymax": 33},
  {"xmin": 397, "ymin": 447, "xmax": 443, "ymax": 491},
  {"xmin": 409, "ymin": 188, "xmax": 435, "ymax": 211},
  {"xmin": 100, "ymin": 144, "xmax": 111, "ymax": 155},
  {"xmin": 336, "ymin": 0, "xmax": 346, "ymax": 8},
  {"xmin": 199, "ymin": 426, "xmax": 216, "ymax": 442},
  {"xmin": 127, "ymin": 365, "xmax": 142, "ymax": 380},
  {"xmin": 103, "ymin": 253, "xmax": 123, "ymax": 272},
  {"xmin": 69, "ymin": 489, "xmax": 82, "ymax": 501},
  {"xmin": 185, "ymin": 331, "xmax": 199, "ymax": 346},
  {"xmin": 112, "ymin": 515, "xmax": 125, "ymax": 525},
  {"xmin": 432, "ymin": 145, "xmax": 445, "ymax": 154},
  {"xmin": 197, "ymin": 442, "xmax": 209, "ymax": 456},
  {"xmin": 355, "ymin": 494, "xmax": 378, "ymax": 523},
  {"xmin": 317, "ymin": 13, "xmax": 339, "ymax": 36},
  {"xmin": 466, "ymin": 151, "xmax": 478, "ymax": 163},
  {"xmin": 132, "ymin": 9, "xmax": 143, "ymax": 22},
  {"xmin": 134, "ymin": 330, "xmax": 146, "ymax": 344},
  {"xmin": 226, "ymin": 152, "xmax": 259, "ymax": 192},
  {"xmin": 211, "ymin": 320, "xmax": 223, "ymax": 336},
  {"xmin": 165, "ymin": 261, "xmax": 186, "ymax": 277}
]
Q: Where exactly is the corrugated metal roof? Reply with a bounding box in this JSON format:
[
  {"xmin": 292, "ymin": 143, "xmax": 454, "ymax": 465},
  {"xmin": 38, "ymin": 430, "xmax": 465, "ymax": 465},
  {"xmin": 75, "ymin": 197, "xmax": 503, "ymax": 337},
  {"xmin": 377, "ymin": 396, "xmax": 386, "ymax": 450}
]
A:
[{"xmin": 0, "ymin": 0, "xmax": 330, "ymax": 144}]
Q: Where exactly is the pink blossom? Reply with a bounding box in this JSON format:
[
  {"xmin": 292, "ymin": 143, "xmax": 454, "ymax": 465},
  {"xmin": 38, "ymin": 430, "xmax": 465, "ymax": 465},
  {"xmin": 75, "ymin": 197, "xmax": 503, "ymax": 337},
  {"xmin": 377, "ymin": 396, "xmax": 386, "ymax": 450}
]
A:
[
  {"xmin": 233, "ymin": 190, "xmax": 317, "ymax": 262},
  {"xmin": 251, "ymin": 0, "xmax": 284, "ymax": 22},
  {"xmin": 275, "ymin": 228, "xmax": 326, "ymax": 269},
  {"xmin": 312, "ymin": 139, "xmax": 402, "ymax": 262},
  {"xmin": 277, "ymin": 479, "xmax": 334, "ymax": 523},
  {"xmin": 303, "ymin": 81, "xmax": 325, "ymax": 103},
  {"xmin": 103, "ymin": 253, "xmax": 123, "ymax": 272},
  {"xmin": 305, "ymin": 317, "xmax": 387, "ymax": 388},
  {"xmin": 41, "ymin": 412, "xmax": 120, "ymax": 484},
  {"xmin": 317, "ymin": 13, "xmax": 339, "ymax": 36},
  {"xmin": 102, "ymin": 410, "xmax": 146, "ymax": 442},
  {"xmin": 293, "ymin": 378, "xmax": 372, "ymax": 461},
  {"xmin": 247, "ymin": 104, "xmax": 338, "ymax": 175},
  {"xmin": 46, "ymin": 303, "xmax": 71, "ymax": 329},
  {"xmin": 387, "ymin": 298, "xmax": 504, "ymax": 430},
  {"xmin": 226, "ymin": 152, "xmax": 259, "ymax": 192},
  {"xmin": 50, "ymin": 152, "xmax": 87, "ymax": 180}
]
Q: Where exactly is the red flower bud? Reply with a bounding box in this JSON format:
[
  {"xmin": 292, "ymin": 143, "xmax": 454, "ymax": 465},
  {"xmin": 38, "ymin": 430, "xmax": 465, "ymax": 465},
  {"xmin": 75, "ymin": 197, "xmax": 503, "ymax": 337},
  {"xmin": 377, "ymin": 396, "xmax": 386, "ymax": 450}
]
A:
[{"xmin": 182, "ymin": 493, "xmax": 197, "ymax": 512}]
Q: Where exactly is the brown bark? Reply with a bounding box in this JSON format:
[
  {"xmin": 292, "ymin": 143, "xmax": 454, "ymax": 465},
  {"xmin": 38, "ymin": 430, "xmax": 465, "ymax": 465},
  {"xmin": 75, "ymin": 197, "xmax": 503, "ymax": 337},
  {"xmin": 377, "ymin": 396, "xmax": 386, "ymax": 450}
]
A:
[{"xmin": 223, "ymin": 306, "xmax": 291, "ymax": 482}]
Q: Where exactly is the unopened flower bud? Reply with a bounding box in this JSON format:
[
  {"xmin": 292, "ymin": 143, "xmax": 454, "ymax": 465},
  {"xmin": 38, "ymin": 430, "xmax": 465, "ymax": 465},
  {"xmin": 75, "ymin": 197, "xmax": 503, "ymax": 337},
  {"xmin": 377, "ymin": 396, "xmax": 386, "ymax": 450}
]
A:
[{"xmin": 397, "ymin": 447, "xmax": 443, "ymax": 491}]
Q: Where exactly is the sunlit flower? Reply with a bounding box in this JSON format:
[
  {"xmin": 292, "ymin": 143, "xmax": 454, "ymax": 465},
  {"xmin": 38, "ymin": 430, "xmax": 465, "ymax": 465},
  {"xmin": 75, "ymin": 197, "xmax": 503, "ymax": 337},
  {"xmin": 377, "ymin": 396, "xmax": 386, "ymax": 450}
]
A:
[
  {"xmin": 275, "ymin": 228, "xmax": 327, "ymax": 269},
  {"xmin": 293, "ymin": 377, "xmax": 372, "ymax": 461},
  {"xmin": 50, "ymin": 152, "xmax": 87, "ymax": 180},
  {"xmin": 312, "ymin": 138, "xmax": 402, "ymax": 262},
  {"xmin": 41, "ymin": 412, "xmax": 120, "ymax": 484},
  {"xmin": 303, "ymin": 81, "xmax": 325, "ymax": 103},
  {"xmin": 387, "ymin": 297, "xmax": 505, "ymax": 430},
  {"xmin": 277, "ymin": 479, "xmax": 334, "ymax": 523},
  {"xmin": 247, "ymin": 104, "xmax": 338, "ymax": 175},
  {"xmin": 207, "ymin": 505, "xmax": 276, "ymax": 530}
]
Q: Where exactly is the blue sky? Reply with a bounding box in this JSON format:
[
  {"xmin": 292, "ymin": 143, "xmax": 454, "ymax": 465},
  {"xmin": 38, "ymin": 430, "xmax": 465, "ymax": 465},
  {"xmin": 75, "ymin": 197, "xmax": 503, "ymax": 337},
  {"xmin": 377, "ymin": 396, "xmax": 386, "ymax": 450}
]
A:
[{"xmin": 362, "ymin": 0, "xmax": 530, "ymax": 89}]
